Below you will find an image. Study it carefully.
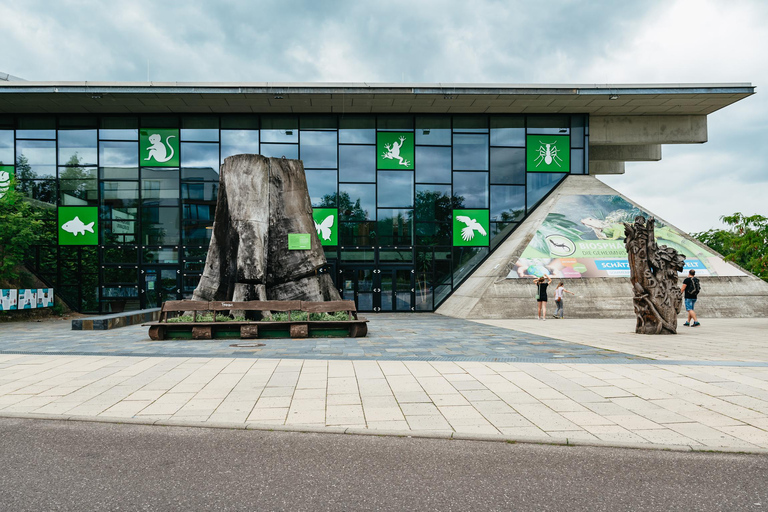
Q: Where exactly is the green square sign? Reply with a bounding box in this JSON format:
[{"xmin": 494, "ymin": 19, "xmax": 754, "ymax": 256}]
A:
[
  {"xmin": 377, "ymin": 132, "xmax": 414, "ymax": 170},
  {"xmin": 59, "ymin": 207, "xmax": 98, "ymax": 246},
  {"xmin": 313, "ymin": 208, "xmax": 338, "ymax": 246},
  {"xmin": 288, "ymin": 233, "xmax": 311, "ymax": 250},
  {"xmin": 140, "ymin": 129, "xmax": 179, "ymax": 167},
  {"xmin": 527, "ymin": 135, "xmax": 570, "ymax": 172},
  {"xmin": 453, "ymin": 209, "xmax": 489, "ymax": 247},
  {"xmin": 0, "ymin": 166, "xmax": 13, "ymax": 200}
]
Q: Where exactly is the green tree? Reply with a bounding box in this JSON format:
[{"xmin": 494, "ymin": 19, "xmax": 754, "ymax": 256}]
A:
[
  {"xmin": 694, "ymin": 213, "xmax": 768, "ymax": 281},
  {"xmin": 0, "ymin": 176, "xmax": 46, "ymax": 284}
]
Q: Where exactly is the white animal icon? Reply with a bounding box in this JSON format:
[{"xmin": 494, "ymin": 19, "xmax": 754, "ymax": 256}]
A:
[
  {"xmin": 381, "ymin": 136, "xmax": 411, "ymax": 167},
  {"xmin": 314, "ymin": 214, "xmax": 334, "ymax": 241},
  {"xmin": 534, "ymin": 141, "xmax": 563, "ymax": 168},
  {"xmin": 456, "ymin": 216, "xmax": 487, "ymax": 242},
  {"xmin": 145, "ymin": 133, "xmax": 176, "ymax": 163},
  {"xmin": 61, "ymin": 216, "xmax": 95, "ymax": 236},
  {"xmin": 0, "ymin": 170, "xmax": 10, "ymax": 199}
]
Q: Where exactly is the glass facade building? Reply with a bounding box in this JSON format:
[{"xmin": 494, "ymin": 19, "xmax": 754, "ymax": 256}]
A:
[{"xmin": 0, "ymin": 113, "xmax": 588, "ymax": 314}]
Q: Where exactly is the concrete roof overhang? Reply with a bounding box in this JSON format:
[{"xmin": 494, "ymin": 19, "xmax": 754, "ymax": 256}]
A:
[{"xmin": 0, "ymin": 82, "xmax": 755, "ymax": 115}]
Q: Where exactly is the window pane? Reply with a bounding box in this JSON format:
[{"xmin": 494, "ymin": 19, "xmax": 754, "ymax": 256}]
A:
[
  {"xmin": 415, "ymin": 222, "xmax": 451, "ymax": 246},
  {"xmin": 415, "ymin": 116, "xmax": 451, "ymax": 145},
  {"xmin": 0, "ymin": 130, "xmax": 13, "ymax": 165},
  {"xmin": 339, "ymin": 145, "xmax": 375, "ymax": 182},
  {"xmin": 377, "ymin": 209, "xmax": 413, "ymax": 245},
  {"xmin": 59, "ymin": 167, "xmax": 97, "ymax": 205},
  {"xmin": 181, "ymin": 143, "xmax": 219, "ymax": 179},
  {"xmin": 143, "ymin": 248, "xmax": 179, "ymax": 264},
  {"xmin": 452, "ymin": 134, "xmax": 488, "ymax": 170},
  {"xmin": 306, "ymin": 169, "xmax": 337, "ymax": 207},
  {"xmin": 378, "ymin": 171, "xmax": 413, "ymax": 208},
  {"xmin": 141, "ymin": 207, "xmax": 181, "ymax": 245},
  {"xmin": 415, "ymin": 184, "xmax": 452, "ymax": 222},
  {"xmin": 17, "ymin": 117, "xmax": 55, "ymax": 139},
  {"xmin": 491, "ymin": 116, "xmax": 525, "ymax": 146},
  {"xmin": 340, "ymin": 221, "xmax": 376, "ymax": 246},
  {"xmin": 300, "ymin": 115, "xmax": 336, "ymax": 130},
  {"xmin": 453, "ymin": 171, "xmax": 488, "ymax": 208},
  {"xmin": 101, "ymin": 181, "xmax": 139, "ymax": 207},
  {"xmin": 339, "ymin": 116, "xmax": 375, "ymax": 144},
  {"xmin": 527, "ymin": 115, "xmax": 569, "ymax": 135},
  {"xmin": 141, "ymin": 116, "xmax": 178, "ymax": 129},
  {"xmin": 221, "ymin": 115, "xmax": 259, "ymax": 130},
  {"xmin": 490, "ymin": 147, "xmax": 525, "ymax": 184},
  {"xmin": 571, "ymin": 115, "xmax": 586, "ymax": 148},
  {"xmin": 58, "ymin": 130, "xmax": 97, "ymax": 166},
  {"xmin": 260, "ymin": 116, "xmax": 298, "ymax": 142},
  {"xmin": 99, "ymin": 141, "xmax": 139, "ymax": 168},
  {"xmin": 453, "ymin": 116, "xmax": 487, "ymax": 132},
  {"xmin": 181, "ymin": 116, "xmax": 219, "ymax": 142},
  {"xmin": 300, "ymin": 131, "xmax": 337, "ymax": 168},
  {"xmin": 490, "ymin": 185, "xmax": 525, "ymax": 222},
  {"xmin": 16, "ymin": 180, "xmax": 56, "ymax": 204},
  {"xmin": 221, "ymin": 130, "xmax": 259, "ymax": 163},
  {"xmin": 181, "ymin": 181, "xmax": 218, "ymax": 202},
  {"xmin": 16, "ymin": 140, "xmax": 56, "ymax": 178},
  {"xmin": 377, "ymin": 116, "xmax": 413, "ymax": 131},
  {"xmin": 339, "ymin": 183, "xmax": 375, "ymax": 221},
  {"xmin": 141, "ymin": 168, "xmax": 179, "ymax": 206},
  {"xmin": 260, "ymin": 143, "xmax": 298, "ymax": 159},
  {"xmin": 102, "ymin": 217, "xmax": 137, "ymax": 245},
  {"xmin": 100, "ymin": 117, "xmax": 139, "ymax": 140},
  {"xmin": 526, "ymin": 172, "xmax": 564, "ymax": 210},
  {"xmin": 415, "ymin": 146, "xmax": 451, "ymax": 183}
]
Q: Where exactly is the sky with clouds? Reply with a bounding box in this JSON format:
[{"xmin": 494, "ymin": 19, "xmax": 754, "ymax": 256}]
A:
[{"xmin": 1, "ymin": 0, "xmax": 766, "ymax": 233}]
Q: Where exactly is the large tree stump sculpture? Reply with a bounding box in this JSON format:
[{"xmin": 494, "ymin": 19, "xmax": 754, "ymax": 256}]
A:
[
  {"xmin": 191, "ymin": 154, "xmax": 340, "ymax": 313},
  {"xmin": 624, "ymin": 216, "xmax": 685, "ymax": 334}
]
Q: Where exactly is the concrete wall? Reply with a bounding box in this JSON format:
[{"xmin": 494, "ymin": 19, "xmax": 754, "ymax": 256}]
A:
[{"xmin": 438, "ymin": 176, "xmax": 768, "ymax": 319}]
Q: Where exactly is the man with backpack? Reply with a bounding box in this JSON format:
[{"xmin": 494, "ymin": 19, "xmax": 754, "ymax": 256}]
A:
[{"xmin": 681, "ymin": 269, "xmax": 701, "ymax": 327}]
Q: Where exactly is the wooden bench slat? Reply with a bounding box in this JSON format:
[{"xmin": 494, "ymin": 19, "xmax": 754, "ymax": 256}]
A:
[
  {"xmin": 300, "ymin": 300, "xmax": 357, "ymax": 313},
  {"xmin": 208, "ymin": 300, "xmax": 301, "ymax": 311},
  {"xmin": 162, "ymin": 300, "xmax": 210, "ymax": 311}
]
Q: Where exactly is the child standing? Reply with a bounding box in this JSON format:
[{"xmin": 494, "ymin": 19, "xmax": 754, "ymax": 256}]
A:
[{"xmin": 553, "ymin": 282, "xmax": 575, "ymax": 319}]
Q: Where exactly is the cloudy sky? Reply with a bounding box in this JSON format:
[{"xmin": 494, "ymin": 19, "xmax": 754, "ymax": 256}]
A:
[{"xmin": 1, "ymin": 0, "xmax": 766, "ymax": 233}]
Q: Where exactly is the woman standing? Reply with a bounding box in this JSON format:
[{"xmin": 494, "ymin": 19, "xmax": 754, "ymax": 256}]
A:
[
  {"xmin": 553, "ymin": 282, "xmax": 576, "ymax": 319},
  {"xmin": 534, "ymin": 275, "xmax": 552, "ymax": 320}
]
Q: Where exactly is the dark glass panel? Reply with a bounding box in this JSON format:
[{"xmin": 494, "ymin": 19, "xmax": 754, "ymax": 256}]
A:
[
  {"xmin": 571, "ymin": 115, "xmax": 586, "ymax": 148},
  {"xmin": 101, "ymin": 181, "xmax": 139, "ymax": 207},
  {"xmin": 452, "ymin": 133, "xmax": 488, "ymax": 170},
  {"xmin": 143, "ymin": 248, "xmax": 179, "ymax": 264},
  {"xmin": 0, "ymin": 130, "xmax": 13, "ymax": 165},
  {"xmin": 306, "ymin": 169, "xmax": 337, "ymax": 207},
  {"xmin": 453, "ymin": 246, "xmax": 488, "ymax": 284},
  {"xmin": 415, "ymin": 184, "xmax": 452, "ymax": 222},
  {"xmin": 300, "ymin": 115, "xmax": 336, "ymax": 130},
  {"xmin": 490, "ymin": 147, "xmax": 525, "ymax": 184},
  {"xmin": 453, "ymin": 171, "xmax": 488, "ymax": 208},
  {"xmin": 339, "ymin": 116, "xmax": 375, "ymax": 144},
  {"xmin": 183, "ymin": 221, "xmax": 213, "ymax": 245},
  {"xmin": 16, "ymin": 117, "xmax": 55, "ymax": 139},
  {"xmin": 260, "ymin": 116, "xmax": 298, "ymax": 143},
  {"xmin": 339, "ymin": 221, "xmax": 376, "ymax": 246},
  {"xmin": 570, "ymin": 149, "xmax": 585, "ymax": 174},
  {"xmin": 141, "ymin": 168, "xmax": 179, "ymax": 206},
  {"xmin": 103, "ymin": 267, "xmax": 139, "ymax": 284},
  {"xmin": 16, "ymin": 140, "xmax": 56, "ymax": 178},
  {"xmin": 99, "ymin": 117, "xmax": 139, "ymax": 140},
  {"xmin": 490, "ymin": 221, "xmax": 518, "ymax": 250},
  {"xmin": 377, "ymin": 209, "xmax": 413, "ymax": 246},
  {"xmin": 181, "ymin": 181, "xmax": 218, "ymax": 202},
  {"xmin": 140, "ymin": 116, "xmax": 178, "ymax": 128},
  {"xmin": 415, "ymin": 116, "xmax": 451, "ymax": 145},
  {"xmin": 220, "ymin": 130, "xmax": 259, "ymax": 163},
  {"xmin": 103, "ymin": 246, "xmax": 139, "ymax": 264},
  {"xmin": 527, "ymin": 115, "xmax": 569, "ymax": 135},
  {"xmin": 339, "ymin": 248, "xmax": 375, "ymax": 262},
  {"xmin": 181, "ymin": 115, "xmax": 219, "ymax": 142},
  {"xmin": 220, "ymin": 115, "xmax": 259, "ymax": 130},
  {"xmin": 377, "ymin": 171, "xmax": 413, "ymax": 208},
  {"xmin": 490, "ymin": 185, "xmax": 525, "ymax": 222},
  {"xmin": 490, "ymin": 115, "xmax": 525, "ymax": 147},
  {"xmin": 141, "ymin": 207, "xmax": 181, "ymax": 245},
  {"xmin": 260, "ymin": 143, "xmax": 298, "ymax": 159},
  {"xmin": 415, "ymin": 146, "xmax": 451, "ymax": 183},
  {"xmin": 339, "ymin": 145, "xmax": 375, "ymax": 182},
  {"xmin": 181, "ymin": 143, "xmax": 219, "ymax": 179},
  {"xmin": 102, "ymin": 218, "xmax": 137, "ymax": 245},
  {"xmin": 526, "ymin": 172, "xmax": 565, "ymax": 210},
  {"xmin": 59, "ymin": 168, "xmax": 97, "ymax": 206},
  {"xmin": 339, "ymin": 183, "xmax": 375, "ymax": 221},
  {"xmin": 415, "ymin": 222, "xmax": 451, "ymax": 246},
  {"xmin": 377, "ymin": 116, "xmax": 413, "ymax": 131},
  {"xmin": 16, "ymin": 180, "xmax": 56, "ymax": 204},
  {"xmin": 300, "ymin": 131, "xmax": 337, "ymax": 168},
  {"xmin": 58, "ymin": 130, "xmax": 97, "ymax": 166},
  {"xmin": 453, "ymin": 116, "xmax": 488, "ymax": 132}
]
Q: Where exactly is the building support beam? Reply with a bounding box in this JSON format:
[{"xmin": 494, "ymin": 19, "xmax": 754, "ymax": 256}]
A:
[
  {"xmin": 589, "ymin": 144, "xmax": 661, "ymax": 162},
  {"xmin": 589, "ymin": 161, "xmax": 626, "ymax": 175},
  {"xmin": 589, "ymin": 115, "xmax": 707, "ymax": 145}
]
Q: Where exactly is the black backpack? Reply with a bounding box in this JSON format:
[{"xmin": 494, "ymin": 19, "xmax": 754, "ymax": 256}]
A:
[{"xmin": 687, "ymin": 277, "xmax": 700, "ymax": 297}]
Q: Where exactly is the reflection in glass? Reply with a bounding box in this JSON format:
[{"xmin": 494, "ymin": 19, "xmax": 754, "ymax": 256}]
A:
[
  {"xmin": 181, "ymin": 143, "xmax": 219, "ymax": 178},
  {"xmin": 260, "ymin": 143, "xmax": 298, "ymax": 159},
  {"xmin": 141, "ymin": 207, "xmax": 181, "ymax": 245},
  {"xmin": 16, "ymin": 180, "xmax": 56, "ymax": 204},
  {"xmin": 490, "ymin": 116, "xmax": 525, "ymax": 146},
  {"xmin": 527, "ymin": 115, "xmax": 569, "ymax": 135},
  {"xmin": 99, "ymin": 117, "xmax": 139, "ymax": 140},
  {"xmin": 415, "ymin": 116, "xmax": 451, "ymax": 145},
  {"xmin": 415, "ymin": 146, "xmax": 451, "ymax": 183},
  {"xmin": 99, "ymin": 141, "xmax": 139, "ymax": 167},
  {"xmin": 339, "ymin": 183, "xmax": 375, "ymax": 220},
  {"xmin": 101, "ymin": 181, "xmax": 139, "ymax": 207},
  {"xmin": 571, "ymin": 115, "xmax": 586, "ymax": 148},
  {"xmin": 490, "ymin": 147, "xmax": 525, "ymax": 184},
  {"xmin": 570, "ymin": 149, "xmax": 585, "ymax": 174},
  {"xmin": 300, "ymin": 131, "xmax": 337, "ymax": 168},
  {"xmin": 377, "ymin": 208, "xmax": 413, "ymax": 245},
  {"xmin": 415, "ymin": 184, "xmax": 453, "ymax": 222},
  {"xmin": 181, "ymin": 116, "xmax": 219, "ymax": 142},
  {"xmin": 453, "ymin": 171, "xmax": 488, "ymax": 208},
  {"xmin": 339, "ymin": 145, "xmax": 375, "ymax": 182},
  {"xmin": 58, "ymin": 130, "xmax": 97, "ymax": 166},
  {"xmin": 306, "ymin": 169, "xmax": 337, "ymax": 207},
  {"xmin": 17, "ymin": 117, "xmax": 55, "ymax": 139},
  {"xmin": 181, "ymin": 181, "xmax": 218, "ymax": 202},
  {"xmin": 16, "ymin": 140, "xmax": 56, "ymax": 178},
  {"xmin": 59, "ymin": 168, "xmax": 97, "ymax": 205},
  {"xmin": 453, "ymin": 116, "xmax": 488, "ymax": 132},
  {"xmin": 300, "ymin": 116, "xmax": 336, "ymax": 130},
  {"xmin": 339, "ymin": 116, "xmax": 375, "ymax": 144},
  {"xmin": 526, "ymin": 172, "xmax": 565, "ymax": 210},
  {"xmin": 377, "ymin": 116, "xmax": 413, "ymax": 131},
  {"xmin": 453, "ymin": 246, "xmax": 488, "ymax": 284},
  {"xmin": 340, "ymin": 222, "xmax": 376, "ymax": 246},
  {"xmin": 452, "ymin": 133, "xmax": 488, "ymax": 170},
  {"xmin": 0, "ymin": 130, "xmax": 13, "ymax": 165},
  {"xmin": 220, "ymin": 130, "xmax": 259, "ymax": 163},
  {"xmin": 490, "ymin": 185, "xmax": 525, "ymax": 222},
  {"xmin": 377, "ymin": 171, "xmax": 413, "ymax": 208},
  {"xmin": 261, "ymin": 116, "xmax": 298, "ymax": 142},
  {"xmin": 415, "ymin": 222, "xmax": 451, "ymax": 246},
  {"xmin": 141, "ymin": 168, "xmax": 180, "ymax": 206}
]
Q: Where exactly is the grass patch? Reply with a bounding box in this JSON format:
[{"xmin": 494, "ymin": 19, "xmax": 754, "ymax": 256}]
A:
[
  {"xmin": 166, "ymin": 313, "xmax": 245, "ymax": 323},
  {"xmin": 262, "ymin": 311, "xmax": 350, "ymax": 322}
]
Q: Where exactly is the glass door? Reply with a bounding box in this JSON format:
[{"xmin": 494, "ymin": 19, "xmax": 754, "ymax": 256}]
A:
[
  {"xmin": 141, "ymin": 267, "xmax": 180, "ymax": 309},
  {"xmin": 378, "ymin": 268, "xmax": 415, "ymax": 312},
  {"xmin": 340, "ymin": 268, "xmax": 375, "ymax": 312}
]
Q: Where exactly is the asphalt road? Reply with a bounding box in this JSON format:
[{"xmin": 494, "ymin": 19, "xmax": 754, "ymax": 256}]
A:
[{"xmin": 1, "ymin": 418, "xmax": 766, "ymax": 511}]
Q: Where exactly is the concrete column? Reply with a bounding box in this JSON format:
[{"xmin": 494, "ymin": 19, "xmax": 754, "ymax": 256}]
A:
[
  {"xmin": 588, "ymin": 161, "xmax": 625, "ymax": 175},
  {"xmin": 589, "ymin": 144, "xmax": 661, "ymax": 162},
  {"xmin": 590, "ymin": 116, "xmax": 707, "ymax": 145}
]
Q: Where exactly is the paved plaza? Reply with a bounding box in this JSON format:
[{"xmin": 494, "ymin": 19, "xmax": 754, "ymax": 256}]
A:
[{"xmin": 1, "ymin": 314, "xmax": 767, "ymax": 453}]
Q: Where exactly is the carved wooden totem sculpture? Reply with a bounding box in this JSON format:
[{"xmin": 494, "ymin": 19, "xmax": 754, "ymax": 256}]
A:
[
  {"xmin": 624, "ymin": 216, "xmax": 685, "ymax": 334},
  {"xmin": 191, "ymin": 154, "xmax": 340, "ymax": 310}
]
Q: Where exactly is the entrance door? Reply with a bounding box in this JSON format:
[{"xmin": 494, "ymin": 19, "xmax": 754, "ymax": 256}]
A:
[
  {"xmin": 141, "ymin": 268, "xmax": 180, "ymax": 309},
  {"xmin": 339, "ymin": 267, "xmax": 414, "ymax": 312},
  {"xmin": 340, "ymin": 268, "xmax": 374, "ymax": 312}
]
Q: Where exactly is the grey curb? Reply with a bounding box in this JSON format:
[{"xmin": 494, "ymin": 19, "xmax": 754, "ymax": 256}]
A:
[{"xmin": 2, "ymin": 412, "xmax": 768, "ymax": 455}]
